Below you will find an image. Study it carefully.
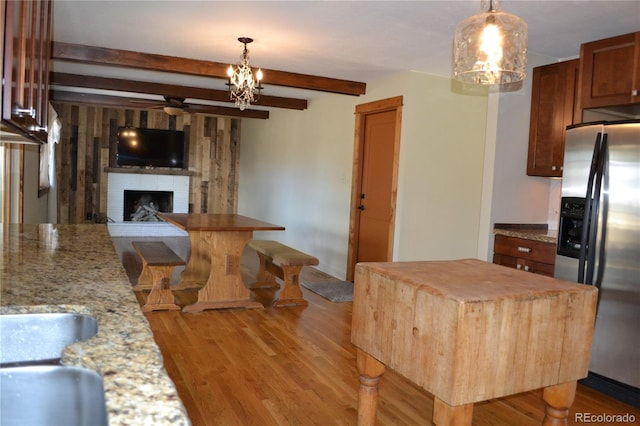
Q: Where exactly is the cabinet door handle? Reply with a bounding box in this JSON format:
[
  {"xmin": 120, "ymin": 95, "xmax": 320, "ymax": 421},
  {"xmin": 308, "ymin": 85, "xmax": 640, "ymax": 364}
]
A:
[
  {"xmin": 632, "ymin": 89, "xmax": 638, "ymax": 97},
  {"xmin": 13, "ymin": 107, "xmax": 36, "ymax": 118},
  {"xmin": 516, "ymin": 263, "xmax": 522, "ymax": 270},
  {"xmin": 517, "ymin": 246, "xmax": 532, "ymax": 253},
  {"xmin": 524, "ymin": 265, "xmax": 530, "ymax": 272},
  {"xmin": 551, "ymin": 166, "xmax": 557, "ymax": 171}
]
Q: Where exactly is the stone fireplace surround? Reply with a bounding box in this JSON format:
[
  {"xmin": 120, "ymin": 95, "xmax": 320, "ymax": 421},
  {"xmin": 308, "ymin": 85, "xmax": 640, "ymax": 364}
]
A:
[{"xmin": 106, "ymin": 170, "xmax": 189, "ymax": 237}]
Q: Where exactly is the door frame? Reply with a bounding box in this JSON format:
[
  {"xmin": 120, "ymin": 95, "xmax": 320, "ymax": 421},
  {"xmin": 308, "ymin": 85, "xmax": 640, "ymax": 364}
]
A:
[{"xmin": 346, "ymin": 96, "xmax": 403, "ymax": 281}]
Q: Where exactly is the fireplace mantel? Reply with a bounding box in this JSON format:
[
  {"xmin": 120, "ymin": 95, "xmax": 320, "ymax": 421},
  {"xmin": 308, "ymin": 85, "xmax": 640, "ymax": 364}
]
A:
[{"xmin": 105, "ymin": 167, "xmax": 196, "ymax": 177}]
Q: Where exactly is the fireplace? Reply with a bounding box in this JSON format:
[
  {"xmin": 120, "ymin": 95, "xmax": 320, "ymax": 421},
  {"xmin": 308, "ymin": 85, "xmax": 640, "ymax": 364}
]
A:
[
  {"xmin": 124, "ymin": 190, "xmax": 173, "ymax": 221},
  {"xmin": 106, "ymin": 171, "xmax": 190, "ymax": 236}
]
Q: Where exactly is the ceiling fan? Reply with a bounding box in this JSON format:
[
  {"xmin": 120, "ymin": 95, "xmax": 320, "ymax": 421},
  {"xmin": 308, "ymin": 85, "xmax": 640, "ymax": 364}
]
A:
[
  {"xmin": 159, "ymin": 96, "xmax": 188, "ymax": 116},
  {"xmin": 128, "ymin": 95, "xmax": 190, "ymax": 116}
]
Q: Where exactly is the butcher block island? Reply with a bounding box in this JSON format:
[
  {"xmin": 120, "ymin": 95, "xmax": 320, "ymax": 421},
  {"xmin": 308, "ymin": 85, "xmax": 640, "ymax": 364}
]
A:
[
  {"xmin": 351, "ymin": 259, "xmax": 598, "ymax": 425},
  {"xmin": 0, "ymin": 224, "xmax": 189, "ymax": 425}
]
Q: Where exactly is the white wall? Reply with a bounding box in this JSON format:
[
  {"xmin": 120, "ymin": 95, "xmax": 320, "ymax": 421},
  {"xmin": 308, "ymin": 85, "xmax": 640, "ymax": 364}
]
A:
[
  {"xmin": 238, "ymin": 94, "xmax": 356, "ymax": 279},
  {"xmin": 240, "ymin": 71, "xmax": 488, "ymax": 279},
  {"xmin": 480, "ymin": 53, "xmax": 564, "ymax": 260}
]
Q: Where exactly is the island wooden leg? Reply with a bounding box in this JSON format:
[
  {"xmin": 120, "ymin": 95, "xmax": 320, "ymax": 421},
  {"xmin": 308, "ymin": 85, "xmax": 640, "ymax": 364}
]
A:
[
  {"xmin": 432, "ymin": 398, "xmax": 473, "ymax": 426},
  {"xmin": 356, "ymin": 348, "xmax": 386, "ymax": 426},
  {"xmin": 542, "ymin": 381, "xmax": 577, "ymax": 426}
]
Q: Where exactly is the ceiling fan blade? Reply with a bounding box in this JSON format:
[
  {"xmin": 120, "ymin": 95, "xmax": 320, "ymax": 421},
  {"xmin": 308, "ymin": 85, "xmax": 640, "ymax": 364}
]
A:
[
  {"xmin": 164, "ymin": 96, "xmax": 186, "ymax": 107},
  {"xmin": 128, "ymin": 99, "xmax": 165, "ymax": 108}
]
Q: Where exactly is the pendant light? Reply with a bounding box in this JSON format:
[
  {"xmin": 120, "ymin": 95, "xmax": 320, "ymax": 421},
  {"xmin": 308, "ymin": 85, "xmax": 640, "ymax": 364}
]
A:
[{"xmin": 453, "ymin": 0, "xmax": 528, "ymax": 85}]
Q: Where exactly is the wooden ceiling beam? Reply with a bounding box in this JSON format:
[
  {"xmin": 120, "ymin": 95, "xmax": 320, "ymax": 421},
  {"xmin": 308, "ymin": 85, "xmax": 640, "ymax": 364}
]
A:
[
  {"xmin": 50, "ymin": 91, "xmax": 270, "ymax": 119},
  {"xmin": 50, "ymin": 72, "xmax": 307, "ymax": 110},
  {"xmin": 52, "ymin": 42, "xmax": 367, "ymax": 96}
]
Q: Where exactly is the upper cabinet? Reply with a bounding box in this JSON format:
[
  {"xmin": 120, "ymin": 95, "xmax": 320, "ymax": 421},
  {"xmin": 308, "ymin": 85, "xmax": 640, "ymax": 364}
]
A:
[
  {"xmin": 527, "ymin": 59, "xmax": 579, "ymax": 177},
  {"xmin": 579, "ymin": 32, "xmax": 640, "ymax": 110},
  {"xmin": 1, "ymin": 0, "xmax": 53, "ymax": 143}
]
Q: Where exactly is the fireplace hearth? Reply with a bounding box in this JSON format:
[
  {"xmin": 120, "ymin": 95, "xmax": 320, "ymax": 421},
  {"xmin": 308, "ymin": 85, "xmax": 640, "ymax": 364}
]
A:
[{"xmin": 123, "ymin": 190, "xmax": 173, "ymax": 222}]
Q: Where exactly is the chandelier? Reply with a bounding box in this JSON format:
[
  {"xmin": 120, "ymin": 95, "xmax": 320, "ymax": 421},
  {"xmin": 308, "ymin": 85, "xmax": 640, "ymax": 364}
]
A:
[
  {"xmin": 453, "ymin": 0, "xmax": 528, "ymax": 85},
  {"xmin": 227, "ymin": 37, "xmax": 263, "ymax": 110}
]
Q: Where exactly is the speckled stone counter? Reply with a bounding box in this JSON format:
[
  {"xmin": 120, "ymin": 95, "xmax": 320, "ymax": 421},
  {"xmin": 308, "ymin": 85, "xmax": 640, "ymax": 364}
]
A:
[
  {"xmin": 493, "ymin": 223, "xmax": 558, "ymax": 244},
  {"xmin": 0, "ymin": 224, "xmax": 190, "ymax": 425}
]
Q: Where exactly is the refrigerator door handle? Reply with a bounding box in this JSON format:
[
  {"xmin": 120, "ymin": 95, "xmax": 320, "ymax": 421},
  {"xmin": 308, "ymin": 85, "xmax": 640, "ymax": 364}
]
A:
[
  {"xmin": 578, "ymin": 133, "xmax": 602, "ymax": 283},
  {"xmin": 594, "ymin": 136, "xmax": 609, "ymax": 292},
  {"xmin": 585, "ymin": 134, "xmax": 607, "ymax": 285}
]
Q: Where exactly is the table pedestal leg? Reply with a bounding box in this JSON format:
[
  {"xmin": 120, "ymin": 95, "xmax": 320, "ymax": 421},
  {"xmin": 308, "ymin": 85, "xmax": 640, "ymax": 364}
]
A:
[
  {"xmin": 356, "ymin": 349, "xmax": 385, "ymax": 426},
  {"xmin": 542, "ymin": 381, "xmax": 577, "ymax": 426},
  {"xmin": 174, "ymin": 230, "xmax": 210, "ymax": 290},
  {"xmin": 433, "ymin": 398, "xmax": 473, "ymax": 426},
  {"xmin": 182, "ymin": 230, "xmax": 263, "ymax": 313}
]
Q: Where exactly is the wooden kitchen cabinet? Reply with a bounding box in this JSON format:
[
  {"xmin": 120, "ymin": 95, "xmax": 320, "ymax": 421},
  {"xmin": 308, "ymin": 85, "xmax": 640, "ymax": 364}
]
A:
[
  {"xmin": 493, "ymin": 235, "xmax": 556, "ymax": 277},
  {"xmin": 1, "ymin": 0, "xmax": 53, "ymax": 143},
  {"xmin": 527, "ymin": 59, "xmax": 579, "ymax": 177},
  {"xmin": 579, "ymin": 32, "xmax": 640, "ymax": 109}
]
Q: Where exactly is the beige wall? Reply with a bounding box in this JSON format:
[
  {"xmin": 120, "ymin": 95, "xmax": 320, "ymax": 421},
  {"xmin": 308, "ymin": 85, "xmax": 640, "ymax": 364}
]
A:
[
  {"xmin": 22, "ymin": 144, "xmax": 49, "ymax": 223},
  {"xmin": 1, "ymin": 143, "xmax": 48, "ymax": 224},
  {"xmin": 391, "ymin": 72, "xmax": 487, "ymax": 261},
  {"xmin": 239, "ymin": 92, "xmax": 356, "ymax": 278},
  {"xmin": 239, "ymin": 71, "xmax": 488, "ymax": 279}
]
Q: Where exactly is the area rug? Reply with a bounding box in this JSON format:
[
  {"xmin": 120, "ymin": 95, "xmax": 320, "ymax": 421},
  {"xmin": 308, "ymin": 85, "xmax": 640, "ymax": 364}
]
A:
[{"xmin": 301, "ymin": 280, "xmax": 354, "ymax": 303}]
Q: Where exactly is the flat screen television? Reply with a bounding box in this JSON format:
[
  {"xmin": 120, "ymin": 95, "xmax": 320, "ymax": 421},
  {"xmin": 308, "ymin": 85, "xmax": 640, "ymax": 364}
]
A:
[{"xmin": 116, "ymin": 127, "xmax": 185, "ymax": 169}]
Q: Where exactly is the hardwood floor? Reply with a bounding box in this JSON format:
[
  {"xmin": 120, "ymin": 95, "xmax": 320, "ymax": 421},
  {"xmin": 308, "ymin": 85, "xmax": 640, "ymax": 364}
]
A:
[{"xmin": 113, "ymin": 237, "xmax": 640, "ymax": 425}]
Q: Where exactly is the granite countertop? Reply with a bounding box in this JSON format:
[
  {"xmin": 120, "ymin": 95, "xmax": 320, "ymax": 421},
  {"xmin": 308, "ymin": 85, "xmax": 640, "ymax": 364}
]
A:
[
  {"xmin": 0, "ymin": 224, "xmax": 190, "ymax": 425},
  {"xmin": 493, "ymin": 223, "xmax": 558, "ymax": 244}
]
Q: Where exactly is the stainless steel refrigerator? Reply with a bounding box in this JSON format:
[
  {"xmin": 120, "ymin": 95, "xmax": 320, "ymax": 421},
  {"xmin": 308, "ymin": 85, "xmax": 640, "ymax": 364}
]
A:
[{"xmin": 555, "ymin": 120, "xmax": 639, "ymax": 405}]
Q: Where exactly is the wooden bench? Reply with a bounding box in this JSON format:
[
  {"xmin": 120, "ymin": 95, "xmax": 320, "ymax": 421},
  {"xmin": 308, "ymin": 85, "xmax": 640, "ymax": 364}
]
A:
[
  {"xmin": 132, "ymin": 241, "xmax": 185, "ymax": 312},
  {"xmin": 247, "ymin": 240, "xmax": 319, "ymax": 307}
]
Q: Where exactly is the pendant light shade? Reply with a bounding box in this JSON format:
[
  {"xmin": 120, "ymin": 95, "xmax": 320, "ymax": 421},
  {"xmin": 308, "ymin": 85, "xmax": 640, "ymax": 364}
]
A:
[{"xmin": 453, "ymin": 0, "xmax": 527, "ymax": 85}]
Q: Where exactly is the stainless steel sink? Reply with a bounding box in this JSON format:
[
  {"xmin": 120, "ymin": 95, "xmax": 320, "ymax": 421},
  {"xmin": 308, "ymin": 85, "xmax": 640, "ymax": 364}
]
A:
[
  {"xmin": 0, "ymin": 365, "xmax": 108, "ymax": 426},
  {"xmin": 0, "ymin": 313, "xmax": 98, "ymax": 366}
]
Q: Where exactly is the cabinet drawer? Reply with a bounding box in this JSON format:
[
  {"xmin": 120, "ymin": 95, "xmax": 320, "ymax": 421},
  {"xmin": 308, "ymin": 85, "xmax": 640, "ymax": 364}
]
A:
[
  {"xmin": 494, "ymin": 235, "xmax": 556, "ymax": 265},
  {"xmin": 493, "ymin": 254, "xmax": 555, "ymax": 277}
]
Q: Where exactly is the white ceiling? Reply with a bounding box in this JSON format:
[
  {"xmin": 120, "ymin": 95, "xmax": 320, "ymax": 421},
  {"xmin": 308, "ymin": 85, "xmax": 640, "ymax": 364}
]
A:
[{"xmin": 52, "ymin": 1, "xmax": 640, "ymax": 102}]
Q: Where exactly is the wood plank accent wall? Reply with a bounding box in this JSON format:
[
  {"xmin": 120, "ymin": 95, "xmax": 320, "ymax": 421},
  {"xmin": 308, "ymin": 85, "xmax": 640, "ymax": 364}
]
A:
[{"xmin": 52, "ymin": 103, "xmax": 240, "ymax": 223}]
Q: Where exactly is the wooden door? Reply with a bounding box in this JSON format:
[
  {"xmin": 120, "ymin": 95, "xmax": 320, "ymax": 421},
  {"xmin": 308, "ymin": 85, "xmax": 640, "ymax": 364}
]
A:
[{"xmin": 347, "ymin": 96, "xmax": 402, "ymax": 281}]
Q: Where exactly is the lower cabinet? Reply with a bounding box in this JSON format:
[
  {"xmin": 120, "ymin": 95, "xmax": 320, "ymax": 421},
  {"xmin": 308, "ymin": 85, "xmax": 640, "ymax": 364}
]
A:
[{"xmin": 493, "ymin": 235, "xmax": 556, "ymax": 277}]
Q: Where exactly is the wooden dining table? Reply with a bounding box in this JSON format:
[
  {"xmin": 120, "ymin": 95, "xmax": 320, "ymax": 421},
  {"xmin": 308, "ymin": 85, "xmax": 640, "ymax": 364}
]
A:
[{"xmin": 158, "ymin": 213, "xmax": 285, "ymax": 313}]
